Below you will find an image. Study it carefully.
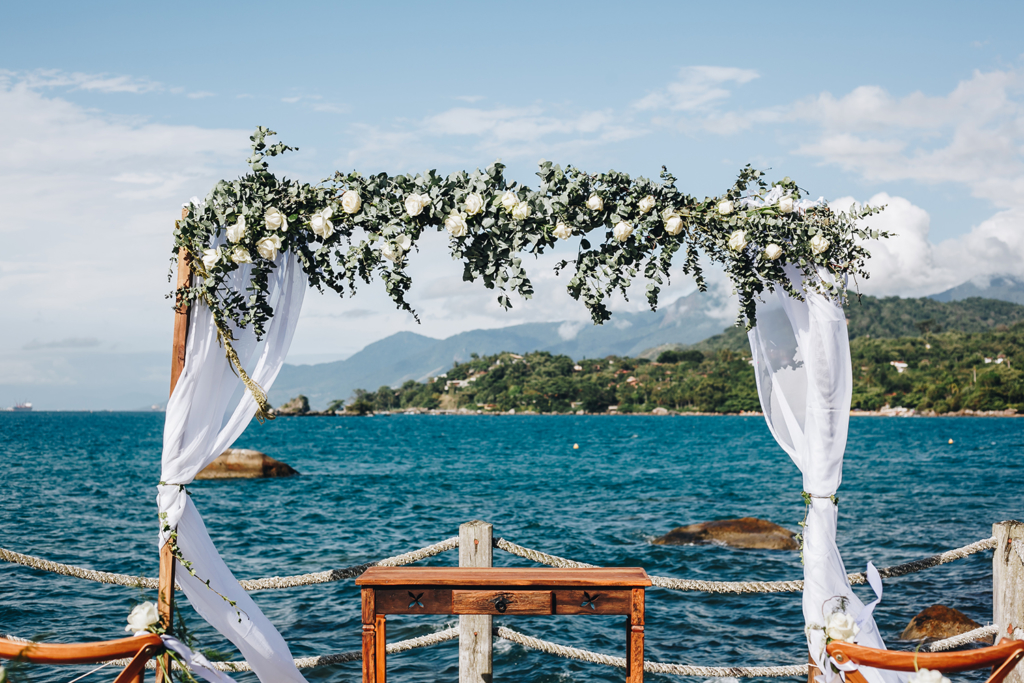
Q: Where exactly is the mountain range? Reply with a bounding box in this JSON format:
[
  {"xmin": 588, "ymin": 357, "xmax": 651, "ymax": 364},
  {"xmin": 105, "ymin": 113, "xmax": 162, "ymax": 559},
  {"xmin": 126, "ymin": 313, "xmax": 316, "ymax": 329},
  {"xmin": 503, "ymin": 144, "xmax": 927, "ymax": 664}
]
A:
[{"xmin": 272, "ymin": 276, "xmax": 1024, "ymax": 409}]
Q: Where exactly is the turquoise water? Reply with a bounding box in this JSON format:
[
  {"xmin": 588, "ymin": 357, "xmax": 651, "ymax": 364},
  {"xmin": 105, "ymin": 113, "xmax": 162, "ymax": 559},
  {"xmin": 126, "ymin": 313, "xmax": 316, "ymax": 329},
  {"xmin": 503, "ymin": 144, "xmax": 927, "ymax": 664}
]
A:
[{"xmin": 1, "ymin": 413, "xmax": 1021, "ymax": 682}]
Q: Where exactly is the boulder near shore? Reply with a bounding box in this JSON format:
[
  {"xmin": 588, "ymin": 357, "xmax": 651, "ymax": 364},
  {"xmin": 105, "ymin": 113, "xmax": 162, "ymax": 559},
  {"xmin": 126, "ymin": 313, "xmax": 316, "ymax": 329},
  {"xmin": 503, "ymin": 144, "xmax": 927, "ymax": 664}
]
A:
[
  {"xmin": 195, "ymin": 449, "xmax": 299, "ymax": 480},
  {"xmin": 900, "ymin": 604, "xmax": 992, "ymax": 643},
  {"xmin": 652, "ymin": 517, "xmax": 799, "ymax": 550}
]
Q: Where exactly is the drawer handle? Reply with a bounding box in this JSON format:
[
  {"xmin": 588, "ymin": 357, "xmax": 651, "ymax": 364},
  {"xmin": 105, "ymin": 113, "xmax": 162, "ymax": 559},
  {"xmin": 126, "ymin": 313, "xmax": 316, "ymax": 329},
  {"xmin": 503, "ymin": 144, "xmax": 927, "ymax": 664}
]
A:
[{"xmin": 492, "ymin": 595, "xmax": 510, "ymax": 613}]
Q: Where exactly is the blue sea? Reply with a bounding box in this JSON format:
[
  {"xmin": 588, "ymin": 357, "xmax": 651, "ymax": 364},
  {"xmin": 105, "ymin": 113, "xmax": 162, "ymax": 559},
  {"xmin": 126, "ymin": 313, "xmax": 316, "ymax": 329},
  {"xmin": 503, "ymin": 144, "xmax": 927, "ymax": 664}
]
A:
[{"xmin": 1, "ymin": 413, "xmax": 1022, "ymax": 683}]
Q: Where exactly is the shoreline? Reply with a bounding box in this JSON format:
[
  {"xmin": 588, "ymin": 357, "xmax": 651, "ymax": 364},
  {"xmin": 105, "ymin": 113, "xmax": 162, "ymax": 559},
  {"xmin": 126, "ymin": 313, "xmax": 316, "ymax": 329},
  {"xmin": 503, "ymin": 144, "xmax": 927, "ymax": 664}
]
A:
[{"xmin": 277, "ymin": 407, "xmax": 1021, "ymax": 418}]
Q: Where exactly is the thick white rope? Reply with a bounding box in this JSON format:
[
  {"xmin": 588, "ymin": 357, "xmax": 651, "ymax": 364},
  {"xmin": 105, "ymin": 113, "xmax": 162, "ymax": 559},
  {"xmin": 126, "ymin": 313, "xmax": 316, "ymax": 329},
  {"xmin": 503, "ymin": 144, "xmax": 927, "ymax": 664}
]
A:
[
  {"xmin": 924, "ymin": 625, "xmax": 1000, "ymax": 652},
  {"xmin": 98, "ymin": 627, "xmax": 460, "ymax": 672},
  {"xmin": 495, "ymin": 626, "xmax": 808, "ymax": 677},
  {"xmin": 0, "ymin": 535, "xmax": 997, "ymax": 594},
  {"xmin": 495, "ymin": 536, "xmax": 997, "ymax": 593},
  {"xmin": 0, "ymin": 537, "xmax": 458, "ymax": 592}
]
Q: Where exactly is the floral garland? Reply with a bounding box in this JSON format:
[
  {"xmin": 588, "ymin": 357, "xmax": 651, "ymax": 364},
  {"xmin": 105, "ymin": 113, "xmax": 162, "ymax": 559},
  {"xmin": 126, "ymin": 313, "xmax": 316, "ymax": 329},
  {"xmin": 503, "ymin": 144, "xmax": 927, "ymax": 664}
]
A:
[{"xmin": 172, "ymin": 128, "xmax": 886, "ymax": 414}]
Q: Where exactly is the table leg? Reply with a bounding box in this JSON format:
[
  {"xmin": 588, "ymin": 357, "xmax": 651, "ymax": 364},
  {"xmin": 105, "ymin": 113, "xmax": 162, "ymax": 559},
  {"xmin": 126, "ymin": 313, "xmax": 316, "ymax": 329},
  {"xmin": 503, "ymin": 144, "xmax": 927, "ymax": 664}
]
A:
[
  {"xmin": 362, "ymin": 588, "xmax": 377, "ymax": 683},
  {"xmin": 376, "ymin": 614, "xmax": 387, "ymax": 683},
  {"xmin": 627, "ymin": 588, "xmax": 645, "ymax": 683}
]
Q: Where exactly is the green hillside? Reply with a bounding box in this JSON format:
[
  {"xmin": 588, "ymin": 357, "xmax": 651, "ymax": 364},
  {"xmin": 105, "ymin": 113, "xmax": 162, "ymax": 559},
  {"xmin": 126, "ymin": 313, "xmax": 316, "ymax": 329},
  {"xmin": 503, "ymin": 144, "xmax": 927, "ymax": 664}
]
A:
[{"xmin": 340, "ymin": 321, "xmax": 1024, "ymax": 414}]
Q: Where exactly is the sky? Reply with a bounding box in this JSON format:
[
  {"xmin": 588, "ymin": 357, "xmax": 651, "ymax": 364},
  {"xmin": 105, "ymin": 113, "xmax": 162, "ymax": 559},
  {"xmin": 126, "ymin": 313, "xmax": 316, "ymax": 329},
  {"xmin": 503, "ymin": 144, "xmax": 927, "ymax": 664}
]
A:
[{"xmin": 2, "ymin": 0, "xmax": 1024, "ymax": 382}]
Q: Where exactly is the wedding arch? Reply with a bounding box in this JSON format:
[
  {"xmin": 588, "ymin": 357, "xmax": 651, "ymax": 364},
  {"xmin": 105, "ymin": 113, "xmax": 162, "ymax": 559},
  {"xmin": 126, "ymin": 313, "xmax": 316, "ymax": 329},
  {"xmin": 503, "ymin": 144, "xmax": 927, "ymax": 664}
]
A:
[{"xmin": 5, "ymin": 126, "xmax": 926, "ymax": 683}]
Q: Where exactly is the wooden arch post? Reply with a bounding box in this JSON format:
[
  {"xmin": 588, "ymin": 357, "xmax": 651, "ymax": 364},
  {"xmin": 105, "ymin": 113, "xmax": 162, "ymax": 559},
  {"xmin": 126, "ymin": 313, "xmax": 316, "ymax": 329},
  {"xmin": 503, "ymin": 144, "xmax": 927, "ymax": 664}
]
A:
[{"xmin": 156, "ymin": 209, "xmax": 192, "ymax": 683}]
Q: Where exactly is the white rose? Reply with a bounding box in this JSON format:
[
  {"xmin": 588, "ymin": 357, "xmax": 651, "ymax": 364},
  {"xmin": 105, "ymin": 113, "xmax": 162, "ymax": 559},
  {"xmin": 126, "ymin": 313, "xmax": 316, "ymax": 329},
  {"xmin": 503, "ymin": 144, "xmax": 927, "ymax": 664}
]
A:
[
  {"xmin": 764, "ymin": 243, "xmax": 783, "ymax": 261},
  {"xmin": 380, "ymin": 241, "xmax": 401, "ymax": 262},
  {"xmin": 405, "ymin": 193, "xmax": 430, "ymax": 217},
  {"xmin": 810, "ymin": 234, "xmax": 830, "ymax": 255},
  {"xmin": 727, "ymin": 230, "xmax": 747, "ymax": 252},
  {"xmin": 227, "ymin": 215, "xmax": 247, "ymax": 243},
  {"xmin": 511, "ymin": 201, "xmax": 531, "ymax": 221},
  {"xmin": 256, "ymin": 235, "xmax": 282, "ymax": 261},
  {"xmin": 341, "ymin": 190, "xmax": 362, "ymax": 215},
  {"xmin": 230, "ymin": 246, "xmax": 252, "ymax": 264},
  {"xmin": 613, "ymin": 221, "xmax": 633, "ymax": 242},
  {"xmin": 464, "ymin": 193, "xmax": 485, "ymax": 216},
  {"xmin": 908, "ymin": 670, "xmax": 950, "ymax": 683},
  {"xmin": 264, "ymin": 207, "xmax": 288, "ymax": 231},
  {"xmin": 125, "ymin": 602, "xmax": 160, "ymax": 634},
  {"xmin": 553, "ymin": 221, "xmax": 572, "ymax": 240},
  {"xmin": 201, "ymin": 247, "xmax": 222, "ymax": 271},
  {"xmin": 824, "ymin": 611, "xmax": 860, "ymax": 643},
  {"xmin": 665, "ymin": 215, "xmax": 684, "ymax": 236},
  {"xmin": 445, "ymin": 212, "xmax": 468, "ymax": 237},
  {"xmin": 638, "ymin": 195, "xmax": 656, "ymax": 214},
  {"xmin": 309, "ymin": 207, "xmax": 334, "ymax": 239},
  {"xmin": 586, "ymin": 194, "xmax": 604, "ymax": 211},
  {"xmin": 500, "ymin": 191, "xmax": 519, "ymax": 212},
  {"xmin": 718, "ymin": 200, "xmax": 734, "ymax": 216},
  {"xmin": 778, "ymin": 196, "xmax": 795, "ymax": 213},
  {"xmin": 395, "ymin": 234, "xmax": 412, "ymax": 252}
]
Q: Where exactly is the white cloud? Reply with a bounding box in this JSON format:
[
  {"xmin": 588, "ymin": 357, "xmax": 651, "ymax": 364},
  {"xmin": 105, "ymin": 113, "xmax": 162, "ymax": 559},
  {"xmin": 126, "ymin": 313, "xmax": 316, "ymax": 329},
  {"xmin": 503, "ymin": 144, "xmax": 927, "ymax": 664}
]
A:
[
  {"xmin": 4, "ymin": 68, "xmax": 164, "ymax": 94},
  {"xmin": 0, "ymin": 75, "xmax": 248, "ymax": 361},
  {"xmin": 793, "ymin": 69, "xmax": 1024, "ymax": 208},
  {"xmin": 634, "ymin": 66, "xmax": 759, "ymax": 112},
  {"xmin": 832, "ymin": 193, "xmax": 1024, "ymax": 297}
]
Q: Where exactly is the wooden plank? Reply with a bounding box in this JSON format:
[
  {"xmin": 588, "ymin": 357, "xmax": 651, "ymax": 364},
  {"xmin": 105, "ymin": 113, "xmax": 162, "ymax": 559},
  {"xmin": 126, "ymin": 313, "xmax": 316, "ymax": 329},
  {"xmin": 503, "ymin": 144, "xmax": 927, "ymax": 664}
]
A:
[
  {"xmin": 157, "ymin": 209, "xmax": 190, "ymax": 683},
  {"xmin": 553, "ymin": 589, "xmax": 632, "ymax": 615},
  {"xmin": 627, "ymin": 624, "xmax": 644, "ymax": 683},
  {"xmin": 453, "ymin": 590, "xmax": 553, "ymax": 615},
  {"xmin": 630, "ymin": 588, "xmax": 645, "ymax": 625},
  {"xmin": 112, "ymin": 643, "xmax": 161, "ymax": 683},
  {"xmin": 362, "ymin": 623, "xmax": 376, "ymax": 683},
  {"xmin": 375, "ymin": 589, "xmax": 452, "ymax": 615},
  {"xmin": 362, "ymin": 588, "xmax": 376, "ymax": 624},
  {"xmin": 375, "ymin": 615, "xmax": 386, "ymax": 683},
  {"xmin": 356, "ymin": 567, "xmax": 651, "ymax": 587},
  {"xmin": 995, "ymin": 521, "xmax": 1024, "ymax": 683},
  {"xmin": 827, "ymin": 639, "xmax": 1024, "ymax": 673},
  {"xmin": 459, "ymin": 520, "xmax": 492, "ymax": 683},
  {"xmin": 0, "ymin": 634, "xmax": 163, "ymax": 665}
]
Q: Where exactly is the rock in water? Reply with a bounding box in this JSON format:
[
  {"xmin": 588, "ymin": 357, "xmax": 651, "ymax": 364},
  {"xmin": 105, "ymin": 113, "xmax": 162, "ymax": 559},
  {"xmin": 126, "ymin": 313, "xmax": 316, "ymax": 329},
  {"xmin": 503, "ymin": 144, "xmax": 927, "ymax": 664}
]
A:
[
  {"xmin": 651, "ymin": 517, "xmax": 798, "ymax": 550},
  {"xmin": 900, "ymin": 605, "xmax": 991, "ymax": 643},
  {"xmin": 195, "ymin": 449, "xmax": 299, "ymax": 480},
  {"xmin": 277, "ymin": 395, "xmax": 310, "ymax": 415}
]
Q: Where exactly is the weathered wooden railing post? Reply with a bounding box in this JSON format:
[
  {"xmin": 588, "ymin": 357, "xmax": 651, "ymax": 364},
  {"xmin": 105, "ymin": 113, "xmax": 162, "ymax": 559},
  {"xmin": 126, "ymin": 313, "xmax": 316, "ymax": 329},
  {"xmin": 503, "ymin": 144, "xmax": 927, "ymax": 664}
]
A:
[
  {"xmin": 459, "ymin": 520, "xmax": 493, "ymax": 683},
  {"xmin": 994, "ymin": 520, "xmax": 1024, "ymax": 683}
]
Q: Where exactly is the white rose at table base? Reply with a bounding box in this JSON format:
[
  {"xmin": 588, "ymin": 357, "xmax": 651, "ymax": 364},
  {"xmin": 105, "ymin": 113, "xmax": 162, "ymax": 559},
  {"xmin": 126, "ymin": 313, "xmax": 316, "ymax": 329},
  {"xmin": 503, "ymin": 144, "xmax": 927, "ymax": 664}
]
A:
[
  {"xmin": 747, "ymin": 264, "xmax": 898, "ymax": 683},
  {"xmin": 553, "ymin": 221, "xmax": 572, "ymax": 240},
  {"xmin": 404, "ymin": 193, "xmax": 430, "ymax": 217},
  {"xmin": 309, "ymin": 206, "xmax": 334, "ymax": 239},
  {"xmin": 445, "ymin": 212, "xmax": 468, "ymax": 238},
  {"xmin": 225, "ymin": 218, "xmax": 244, "ymax": 244},
  {"xmin": 264, "ymin": 207, "xmax": 288, "ymax": 231},
  {"xmin": 908, "ymin": 670, "xmax": 951, "ymax": 683},
  {"xmin": 464, "ymin": 193, "xmax": 485, "ymax": 216},
  {"xmin": 613, "ymin": 221, "xmax": 633, "ymax": 242},
  {"xmin": 125, "ymin": 601, "xmax": 160, "ymax": 635},
  {"xmin": 340, "ymin": 190, "xmax": 362, "ymax": 215}
]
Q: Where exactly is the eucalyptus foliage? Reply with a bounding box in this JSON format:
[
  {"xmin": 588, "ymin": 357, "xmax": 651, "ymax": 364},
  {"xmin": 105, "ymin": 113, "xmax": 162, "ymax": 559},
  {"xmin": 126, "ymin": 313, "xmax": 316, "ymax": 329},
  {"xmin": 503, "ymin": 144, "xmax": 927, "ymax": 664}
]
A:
[{"xmin": 173, "ymin": 127, "xmax": 886, "ymax": 339}]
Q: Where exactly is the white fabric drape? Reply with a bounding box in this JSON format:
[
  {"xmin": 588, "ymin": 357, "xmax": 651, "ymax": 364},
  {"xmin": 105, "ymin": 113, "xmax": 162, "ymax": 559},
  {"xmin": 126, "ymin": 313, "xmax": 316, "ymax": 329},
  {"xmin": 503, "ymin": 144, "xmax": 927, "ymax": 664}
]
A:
[
  {"xmin": 158, "ymin": 251, "xmax": 308, "ymax": 683},
  {"xmin": 747, "ymin": 265, "xmax": 901, "ymax": 683}
]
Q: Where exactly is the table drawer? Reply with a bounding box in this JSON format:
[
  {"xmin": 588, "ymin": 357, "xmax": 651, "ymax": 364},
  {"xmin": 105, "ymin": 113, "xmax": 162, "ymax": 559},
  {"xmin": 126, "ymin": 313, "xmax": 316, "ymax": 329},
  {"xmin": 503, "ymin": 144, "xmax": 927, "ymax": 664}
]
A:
[
  {"xmin": 453, "ymin": 590, "xmax": 553, "ymax": 615},
  {"xmin": 375, "ymin": 589, "xmax": 452, "ymax": 614}
]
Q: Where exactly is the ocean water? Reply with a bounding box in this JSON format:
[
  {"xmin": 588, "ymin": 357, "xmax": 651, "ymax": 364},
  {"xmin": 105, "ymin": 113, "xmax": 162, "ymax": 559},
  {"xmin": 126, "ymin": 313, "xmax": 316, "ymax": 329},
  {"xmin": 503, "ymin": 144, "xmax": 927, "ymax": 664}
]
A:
[{"xmin": 1, "ymin": 412, "xmax": 1022, "ymax": 683}]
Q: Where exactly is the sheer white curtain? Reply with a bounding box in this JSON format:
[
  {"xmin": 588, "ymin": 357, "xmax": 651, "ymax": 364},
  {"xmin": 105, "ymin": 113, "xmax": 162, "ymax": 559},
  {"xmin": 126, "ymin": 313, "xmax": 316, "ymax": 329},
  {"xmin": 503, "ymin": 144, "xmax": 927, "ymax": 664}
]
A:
[
  {"xmin": 158, "ymin": 251, "xmax": 308, "ymax": 683},
  {"xmin": 747, "ymin": 265, "xmax": 900, "ymax": 683}
]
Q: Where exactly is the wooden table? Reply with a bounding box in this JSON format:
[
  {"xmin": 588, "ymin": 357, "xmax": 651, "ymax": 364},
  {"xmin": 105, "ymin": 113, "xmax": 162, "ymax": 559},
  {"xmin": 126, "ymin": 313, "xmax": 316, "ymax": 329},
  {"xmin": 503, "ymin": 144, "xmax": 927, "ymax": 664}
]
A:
[{"xmin": 356, "ymin": 567, "xmax": 651, "ymax": 683}]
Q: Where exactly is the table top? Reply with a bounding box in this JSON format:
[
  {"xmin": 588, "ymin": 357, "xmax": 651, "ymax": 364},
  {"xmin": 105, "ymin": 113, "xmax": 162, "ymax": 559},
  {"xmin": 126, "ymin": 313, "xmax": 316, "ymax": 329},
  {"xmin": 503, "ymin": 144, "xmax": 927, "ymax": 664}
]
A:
[{"xmin": 356, "ymin": 567, "xmax": 651, "ymax": 587}]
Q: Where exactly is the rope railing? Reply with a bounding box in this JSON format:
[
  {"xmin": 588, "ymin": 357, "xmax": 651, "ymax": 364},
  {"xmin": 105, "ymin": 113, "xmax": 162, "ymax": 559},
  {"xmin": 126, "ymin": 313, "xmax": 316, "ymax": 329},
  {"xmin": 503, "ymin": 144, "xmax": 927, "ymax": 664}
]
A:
[{"xmin": 0, "ymin": 534, "xmax": 998, "ymax": 595}]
